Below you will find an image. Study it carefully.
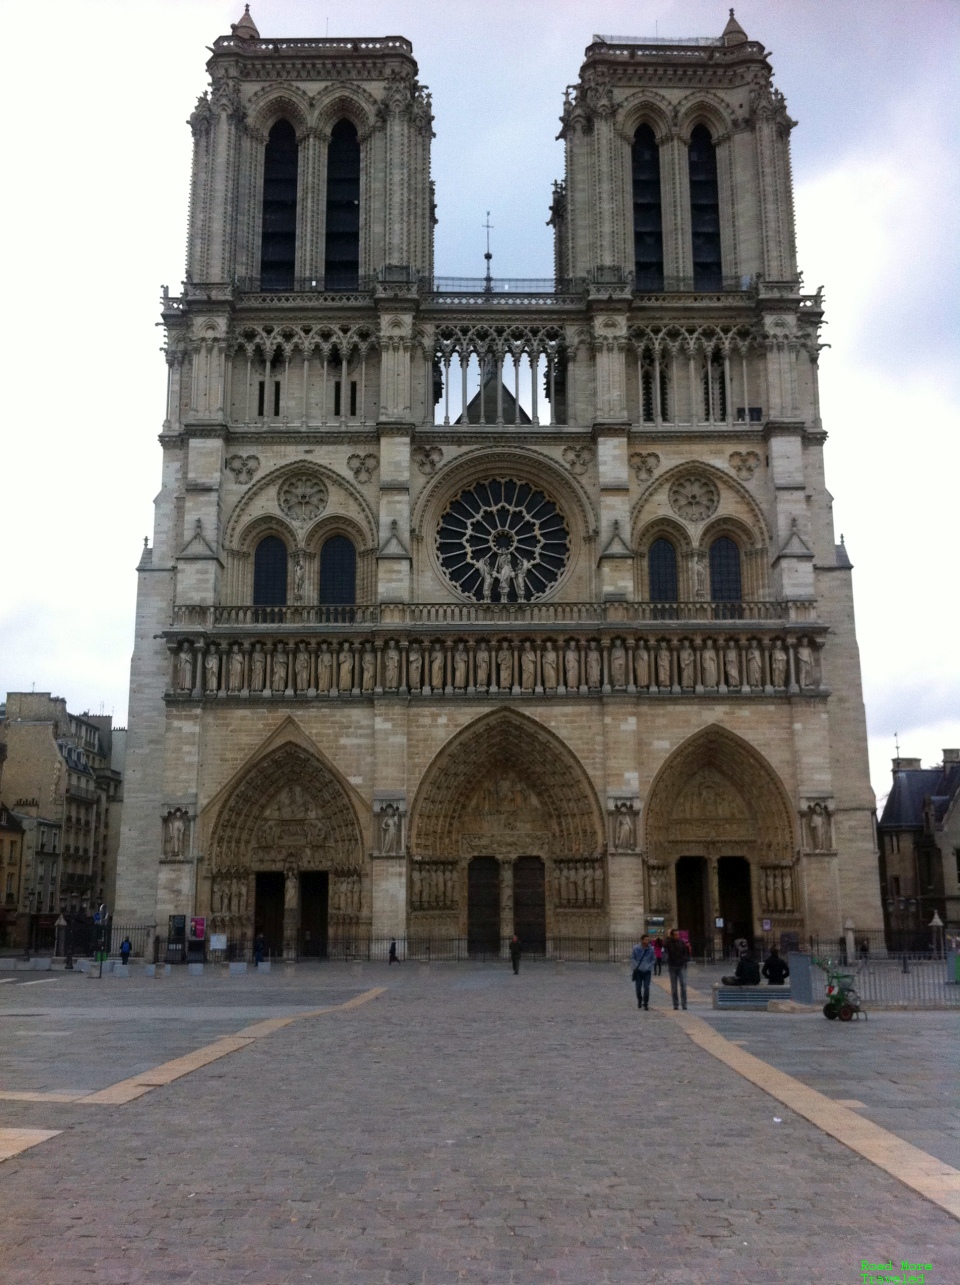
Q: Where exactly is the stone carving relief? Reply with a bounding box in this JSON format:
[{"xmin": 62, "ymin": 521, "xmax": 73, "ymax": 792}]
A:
[
  {"xmin": 347, "ymin": 453, "xmax": 378, "ymax": 483},
  {"xmin": 646, "ymin": 863, "xmax": 671, "ymax": 912},
  {"xmin": 380, "ymin": 803, "xmax": 401, "ymax": 854},
  {"xmin": 554, "ymin": 859, "xmax": 605, "ymax": 909},
  {"xmin": 162, "ymin": 808, "xmax": 190, "ymax": 859},
  {"xmin": 292, "ymin": 549, "xmax": 306, "ymax": 604},
  {"xmin": 412, "ymin": 445, "xmax": 443, "ymax": 476},
  {"xmin": 729, "ymin": 450, "xmax": 761, "ymax": 480},
  {"xmin": 330, "ymin": 869, "xmax": 362, "ymax": 915},
  {"xmin": 410, "ymin": 860, "xmax": 458, "ymax": 912},
  {"xmin": 668, "ymin": 474, "xmax": 720, "ymax": 522},
  {"xmin": 226, "ymin": 453, "xmax": 260, "ymax": 483},
  {"xmin": 804, "ymin": 801, "xmax": 833, "ymax": 852},
  {"xmin": 610, "ymin": 800, "xmax": 638, "ymax": 851},
  {"xmin": 561, "ymin": 444, "xmax": 594, "ymax": 476},
  {"xmin": 176, "ymin": 642, "xmax": 194, "ymax": 692},
  {"xmin": 760, "ymin": 865, "xmax": 795, "ymax": 912},
  {"xmin": 212, "ymin": 868, "xmax": 249, "ymax": 916},
  {"xmin": 278, "ymin": 474, "xmax": 328, "ymax": 523},
  {"xmin": 629, "ymin": 451, "xmax": 660, "ymax": 482}
]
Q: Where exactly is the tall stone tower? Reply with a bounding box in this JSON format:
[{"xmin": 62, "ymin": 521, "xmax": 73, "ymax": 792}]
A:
[{"xmin": 116, "ymin": 9, "xmax": 882, "ymax": 960}]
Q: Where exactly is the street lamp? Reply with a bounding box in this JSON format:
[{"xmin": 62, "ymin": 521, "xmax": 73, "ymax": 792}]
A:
[{"xmin": 930, "ymin": 909, "xmax": 944, "ymax": 959}]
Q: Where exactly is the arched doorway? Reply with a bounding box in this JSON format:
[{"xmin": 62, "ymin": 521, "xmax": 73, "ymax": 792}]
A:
[
  {"xmin": 410, "ymin": 710, "xmax": 606, "ymax": 954},
  {"xmin": 207, "ymin": 742, "xmax": 364, "ymax": 958},
  {"xmin": 644, "ymin": 727, "xmax": 798, "ymax": 956}
]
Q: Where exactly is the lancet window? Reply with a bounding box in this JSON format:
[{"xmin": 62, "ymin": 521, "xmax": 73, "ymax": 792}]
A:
[
  {"xmin": 629, "ymin": 325, "xmax": 758, "ymax": 427},
  {"xmin": 648, "ymin": 539, "xmax": 679, "ymax": 602},
  {"xmin": 709, "ymin": 536, "xmax": 742, "ymax": 603},
  {"xmin": 688, "ymin": 124, "xmax": 722, "ymax": 291},
  {"xmin": 260, "ymin": 120, "xmax": 298, "ymax": 291},
  {"xmin": 253, "ymin": 536, "xmax": 288, "ymax": 606},
  {"xmin": 325, "ymin": 120, "xmax": 361, "ymax": 290},
  {"xmin": 319, "ymin": 535, "xmax": 356, "ymax": 606},
  {"xmin": 231, "ymin": 325, "xmax": 378, "ymax": 426},
  {"xmin": 433, "ymin": 325, "xmax": 565, "ymax": 427},
  {"xmin": 631, "ymin": 124, "xmax": 664, "ymax": 290}
]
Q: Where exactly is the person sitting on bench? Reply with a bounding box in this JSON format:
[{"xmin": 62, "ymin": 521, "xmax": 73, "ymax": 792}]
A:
[{"xmin": 721, "ymin": 949, "xmax": 761, "ymax": 986}]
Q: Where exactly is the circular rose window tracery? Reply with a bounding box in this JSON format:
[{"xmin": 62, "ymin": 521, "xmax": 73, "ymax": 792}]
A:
[
  {"xmin": 436, "ymin": 478, "xmax": 570, "ymax": 602},
  {"xmin": 278, "ymin": 474, "xmax": 328, "ymax": 523}
]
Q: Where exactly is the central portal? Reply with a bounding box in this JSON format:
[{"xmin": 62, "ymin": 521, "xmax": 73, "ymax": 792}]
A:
[
  {"xmin": 254, "ymin": 871, "xmax": 285, "ymax": 957},
  {"xmin": 513, "ymin": 856, "xmax": 546, "ymax": 954},
  {"xmin": 467, "ymin": 856, "xmax": 500, "ymax": 956}
]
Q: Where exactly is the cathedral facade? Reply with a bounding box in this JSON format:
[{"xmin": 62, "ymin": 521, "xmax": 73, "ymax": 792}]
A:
[{"xmin": 116, "ymin": 9, "xmax": 883, "ymax": 958}]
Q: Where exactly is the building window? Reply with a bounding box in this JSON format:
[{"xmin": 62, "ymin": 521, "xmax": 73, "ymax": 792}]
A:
[
  {"xmin": 273, "ymin": 380, "xmax": 281, "ymax": 417},
  {"xmin": 709, "ymin": 536, "xmax": 742, "ymax": 602},
  {"xmin": 319, "ymin": 535, "xmax": 357, "ymax": 606},
  {"xmin": 260, "ymin": 119, "xmax": 299, "ymax": 291},
  {"xmin": 648, "ymin": 539, "xmax": 678, "ymax": 601},
  {"xmin": 703, "ymin": 355, "xmax": 727, "ymax": 422},
  {"xmin": 955, "ymin": 848, "xmax": 960, "ymax": 884},
  {"xmin": 632, "ymin": 124, "xmax": 663, "ymax": 290},
  {"xmin": 252, "ymin": 536, "xmax": 289, "ymax": 606},
  {"xmin": 640, "ymin": 363, "xmax": 669, "ymax": 423},
  {"xmin": 325, "ymin": 120, "xmax": 361, "ymax": 290},
  {"xmin": 688, "ymin": 124, "xmax": 722, "ymax": 290}
]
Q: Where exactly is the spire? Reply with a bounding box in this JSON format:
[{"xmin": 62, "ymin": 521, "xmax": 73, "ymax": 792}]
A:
[
  {"xmin": 482, "ymin": 210, "xmax": 494, "ymax": 294},
  {"xmin": 231, "ymin": 5, "xmax": 260, "ymax": 41},
  {"xmin": 722, "ymin": 8, "xmax": 748, "ymax": 45}
]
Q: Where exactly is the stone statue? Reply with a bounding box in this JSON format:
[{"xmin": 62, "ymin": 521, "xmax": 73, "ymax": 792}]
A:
[
  {"xmin": 204, "ymin": 650, "xmax": 219, "ymax": 693},
  {"xmin": 430, "ymin": 643, "xmax": 445, "ymax": 690},
  {"xmin": 771, "ymin": 643, "xmax": 787, "ymax": 689},
  {"xmin": 647, "ymin": 864, "xmax": 668, "ymax": 911},
  {"xmin": 520, "ymin": 640, "xmax": 536, "ymax": 690},
  {"xmin": 381, "ymin": 804, "xmax": 400, "ymax": 854},
  {"xmin": 701, "ymin": 641, "xmax": 718, "ymax": 688},
  {"xmin": 564, "ymin": 641, "xmax": 579, "ymax": 689},
  {"xmin": 495, "ymin": 549, "xmax": 513, "ymax": 601},
  {"xmin": 513, "ymin": 557, "xmax": 531, "ymax": 602},
  {"xmin": 228, "ymin": 644, "xmax": 244, "ymax": 692},
  {"xmin": 475, "ymin": 643, "xmax": 489, "ymax": 690},
  {"xmin": 797, "ymin": 639, "xmax": 814, "ymax": 688},
  {"xmin": 694, "ymin": 553, "xmax": 706, "ymax": 599},
  {"xmin": 679, "ymin": 644, "xmax": 694, "ymax": 689},
  {"xmin": 317, "ymin": 642, "xmax": 333, "ymax": 692},
  {"xmin": 272, "ymin": 644, "xmax": 288, "ymax": 693},
  {"xmin": 614, "ymin": 802, "xmax": 634, "ymax": 850},
  {"xmin": 480, "ymin": 554, "xmax": 494, "ymax": 603},
  {"xmin": 250, "ymin": 643, "xmax": 265, "ymax": 692},
  {"xmin": 634, "ymin": 642, "xmax": 649, "ymax": 690},
  {"xmin": 586, "ymin": 641, "xmax": 601, "ymax": 688},
  {"xmin": 746, "ymin": 643, "xmax": 762, "ymax": 689},
  {"xmin": 384, "ymin": 643, "xmax": 400, "ymax": 690},
  {"xmin": 338, "ymin": 645, "xmax": 353, "ymax": 692},
  {"xmin": 293, "ymin": 548, "xmax": 305, "ymax": 603},
  {"xmin": 361, "ymin": 644, "xmax": 375, "ymax": 692},
  {"xmin": 656, "ymin": 644, "xmax": 671, "ymax": 689},
  {"xmin": 164, "ymin": 808, "xmax": 187, "ymax": 858},
  {"xmin": 497, "ymin": 643, "xmax": 513, "ymax": 689},
  {"xmin": 411, "ymin": 862, "xmax": 422, "ymax": 908},
  {"xmin": 408, "ymin": 643, "xmax": 422, "ymax": 691},
  {"xmin": 177, "ymin": 642, "xmax": 194, "ymax": 692},
  {"xmin": 724, "ymin": 642, "xmax": 740, "ymax": 688},
  {"xmin": 610, "ymin": 640, "xmax": 626, "ymax": 689},
  {"xmin": 295, "ymin": 643, "xmax": 310, "ymax": 692},
  {"xmin": 541, "ymin": 641, "xmax": 558, "ymax": 690},
  {"xmin": 808, "ymin": 801, "xmax": 829, "ymax": 851},
  {"xmin": 453, "ymin": 642, "xmax": 468, "ymax": 689}
]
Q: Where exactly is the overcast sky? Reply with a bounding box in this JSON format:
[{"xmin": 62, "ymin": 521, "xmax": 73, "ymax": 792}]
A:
[{"xmin": 0, "ymin": 0, "xmax": 957, "ymax": 806}]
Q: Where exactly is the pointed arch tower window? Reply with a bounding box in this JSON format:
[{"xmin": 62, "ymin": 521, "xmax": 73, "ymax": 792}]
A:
[
  {"xmin": 632, "ymin": 124, "xmax": 663, "ymax": 290},
  {"xmin": 325, "ymin": 120, "xmax": 361, "ymax": 290},
  {"xmin": 260, "ymin": 120, "xmax": 298, "ymax": 291},
  {"xmin": 688, "ymin": 124, "xmax": 722, "ymax": 290},
  {"xmin": 253, "ymin": 536, "xmax": 289, "ymax": 605}
]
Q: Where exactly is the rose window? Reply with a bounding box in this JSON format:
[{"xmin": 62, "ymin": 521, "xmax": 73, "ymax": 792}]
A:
[
  {"xmin": 278, "ymin": 474, "xmax": 328, "ymax": 523},
  {"xmin": 436, "ymin": 478, "xmax": 569, "ymax": 602},
  {"xmin": 668, "ymin": 473, "xmax": 719, "ymax": 522}
]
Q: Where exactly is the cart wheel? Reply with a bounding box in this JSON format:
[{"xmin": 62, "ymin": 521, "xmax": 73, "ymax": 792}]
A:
[
  {"xmin": 838, "ymin": 1004, "xmax": 854, "ymax": 1022},
  {"xmin": 823, "ymin": 1003, "xmax": 837, "ymax": 1019}
]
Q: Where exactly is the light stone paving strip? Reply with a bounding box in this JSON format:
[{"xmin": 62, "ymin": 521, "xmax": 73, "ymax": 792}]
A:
[{"xmin": 0, "ymin": 1127, "xmax": 60, "ymax": 1161}]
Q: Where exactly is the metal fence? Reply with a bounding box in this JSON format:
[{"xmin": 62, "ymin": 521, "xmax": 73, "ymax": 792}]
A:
[{"xmin": 809, "ymin": 956, "xmax": 960, "ymax": 1009}]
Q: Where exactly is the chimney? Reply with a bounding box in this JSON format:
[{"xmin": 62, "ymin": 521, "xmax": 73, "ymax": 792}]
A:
[
  {"xmin": 892, "ymin": 757, "xmax": 922, "ymax": 773},
  {"xmin": 943, "ymin": 749, "xmax": 960, "ymax": 765}
]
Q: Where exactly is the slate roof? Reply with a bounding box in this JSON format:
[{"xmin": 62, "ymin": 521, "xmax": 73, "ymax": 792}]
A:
[{"xmin": 879, "ymin": 763, "xmax": 960, "ymax": 829}]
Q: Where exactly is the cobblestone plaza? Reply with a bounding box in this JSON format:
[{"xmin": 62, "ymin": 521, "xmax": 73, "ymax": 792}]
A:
[{"xmin": 0, "ymin": 962, "xmax": 957, "ymax": 1284}]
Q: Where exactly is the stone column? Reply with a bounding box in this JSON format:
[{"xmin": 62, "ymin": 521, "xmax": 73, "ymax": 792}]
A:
[
  {"xmin": 500, "ymin": 858, "xmax": 514, "ymax": 957},
  {"xmin": 283, "ymin": 866, "xmax": 299, "ymax": 960}
]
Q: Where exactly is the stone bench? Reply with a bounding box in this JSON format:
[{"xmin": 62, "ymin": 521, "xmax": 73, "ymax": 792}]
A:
[{"xmin": 713, "ymin": 983, "xmax": 791, "ymax": 1010}]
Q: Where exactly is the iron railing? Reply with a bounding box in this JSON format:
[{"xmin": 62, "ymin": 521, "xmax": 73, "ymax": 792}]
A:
[{"xmin": 810, "ymin": 957, "xmax": 960, "ymax": 1008}]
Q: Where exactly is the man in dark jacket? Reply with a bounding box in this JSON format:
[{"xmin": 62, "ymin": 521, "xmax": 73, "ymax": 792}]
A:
[
  {"xmin": 761, "ymin": 948, "xmax": 790, "ymax": 985},
  {"xmin": 509, "ymin": 936, "xmax": 522, "ymax": 975},
  {"xmin": 664, "ymin": 928, "xmax": 690, "ymax": 1010},
  {"xmin": 722, "ymin": 950, "xmax": 761, "ymax": 986}
]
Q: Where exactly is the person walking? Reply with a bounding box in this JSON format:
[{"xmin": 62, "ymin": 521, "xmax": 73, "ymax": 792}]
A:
[
  {"xmin": 653, "ymin": 936, "xmax": 664, "ymax": 976},
  {"xmin": 630, "ymin": 934, "xmax": 656, "ymax": 1010},
  {"xmin": 253, "ymin": 933, "xmax": 266, "ymax": 966},
  {"xmin": 761, "ymin": 947, "xmax": 789, "ymax": 985},
  {"xmin": 509, "ymin": 935, "xmax": 522, "ymax": 975},
  {"xmin": 388, "ymin": 938, "xmax": 400, "ymax": 965},
  {"xmin": 664, "ymin": 928, "xmax": 690, "ymax": 1010},
  {"xmin": 119, "ymin": 936, "xmax": 132, "ymax": 967}
]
